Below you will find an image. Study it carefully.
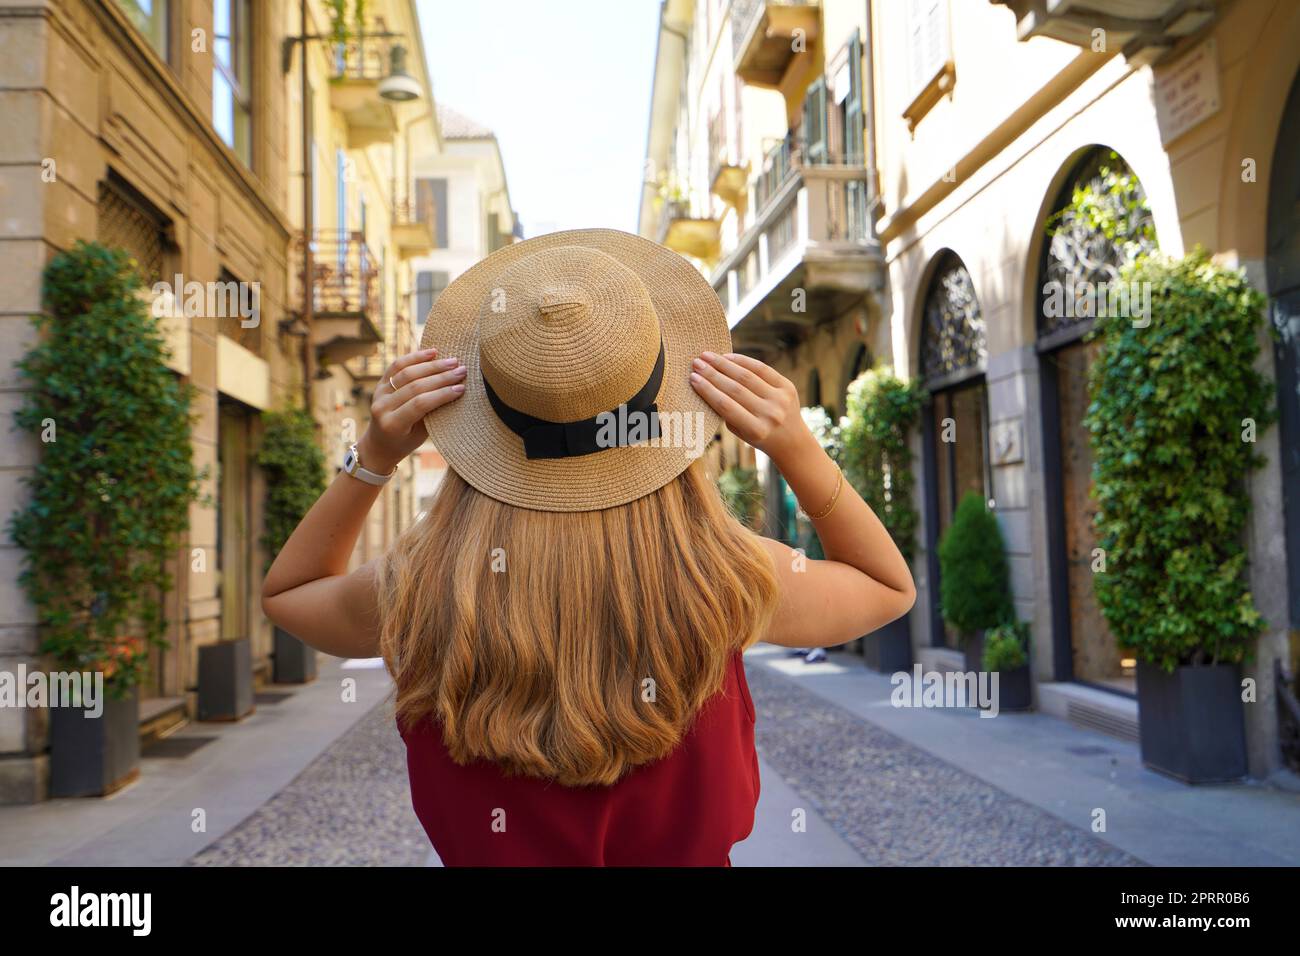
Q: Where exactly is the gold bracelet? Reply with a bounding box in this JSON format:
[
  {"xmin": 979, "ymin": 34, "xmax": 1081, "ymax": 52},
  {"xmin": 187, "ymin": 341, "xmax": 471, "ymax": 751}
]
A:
[{"xmin": 803, "ymin": 465, "xmax": 844, "ymax": 521}]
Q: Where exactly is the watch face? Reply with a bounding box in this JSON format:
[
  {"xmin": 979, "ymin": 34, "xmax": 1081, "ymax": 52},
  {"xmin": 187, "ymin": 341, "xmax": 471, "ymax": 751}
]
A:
[{"xmin": 343, "ymin": 449, "xmax": 357, "ymax": 473}]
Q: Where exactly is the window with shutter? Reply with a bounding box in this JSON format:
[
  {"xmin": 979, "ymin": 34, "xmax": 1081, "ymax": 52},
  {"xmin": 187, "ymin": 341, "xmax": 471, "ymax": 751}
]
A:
[
  {"xmin": 902, "ymin": 0, "xmax": 954, "ymax": 131},
  {"xmin": 844, "ymin": 31, "xmax": 868, "ymax": 238},
  {"xmin": 802, "ymin": 78, "xmax": 828, "ymax": 165},
  {"xmin": 415, "ymin": 178, "xmax": 449, "ymax": 248}
]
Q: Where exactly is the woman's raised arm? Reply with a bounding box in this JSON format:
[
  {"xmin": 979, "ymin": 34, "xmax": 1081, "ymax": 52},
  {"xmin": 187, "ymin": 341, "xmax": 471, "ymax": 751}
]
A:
[
  {"xmin": 260, "ymin": 348, "xmax": 466, "ymax": 658},
  {"xmin": 690, "ymin": 351, "xmax": 916, "ymax": 649}
]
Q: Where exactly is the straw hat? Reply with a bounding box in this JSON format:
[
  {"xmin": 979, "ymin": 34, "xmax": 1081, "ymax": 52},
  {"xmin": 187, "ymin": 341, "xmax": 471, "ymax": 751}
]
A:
[{"xmin": 417, "ymin": 228, "xmax": 731, "ymax": 512}]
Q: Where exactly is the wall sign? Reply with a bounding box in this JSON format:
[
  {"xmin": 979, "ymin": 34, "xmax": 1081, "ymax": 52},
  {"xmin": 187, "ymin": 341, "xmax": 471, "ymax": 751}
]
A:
[{"xmin": 1154, "ymin": 38, "xmax": 1220, "ymax": 146}]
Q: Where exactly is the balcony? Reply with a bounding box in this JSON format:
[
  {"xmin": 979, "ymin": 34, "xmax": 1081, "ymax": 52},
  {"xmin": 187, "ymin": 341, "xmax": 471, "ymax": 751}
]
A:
[
  {"xmin": 657, "ymin": 198, "xmax": 723, "ymax": 263},
  {"xmin": 392, "ymin": 198, "xmax": 436, "ymax": 259},
  {"xmin": 708, "ymin": 112, "xmax": 748, "ymax": 209},
  {"xmin": 711, "ymin": 138, "xmax": 883, "ymax": 356},
  {"xmin": 295, "ymin": 230, "xmax": 383, "ymax": 367},
  {"xmin": 734, "ymin": 0, "xmax": 820, "ymax": 89},
  {"xmin": 329, "ymin": 36, "xmax": 399, "ymax": 148},
  {"xmin": 989, "ymin": 0, "xmax": 1216, "ymax": 66}
]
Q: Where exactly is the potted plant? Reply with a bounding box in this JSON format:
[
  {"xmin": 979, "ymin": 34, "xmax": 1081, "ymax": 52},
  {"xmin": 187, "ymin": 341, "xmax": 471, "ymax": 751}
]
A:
[
  {"xmin": 1085, "ymin": 249, "xmax": 1275, "ymax": 783},
  {"xmin": 981, "ymin": 622, "xmax": 1032, "ymax": 712},
  {"xmin": 838, "ymin": 369, "xmax": 923, "ymax": 672},
  {"xmin": 9, "ymin": 241, "xmax": 202, "ymax": 796},
  {"xmin": 197, "ymin": 637, "xmax": 254, "ymax": 721},
  {"xmin": 937, "ymin": 491, "xmax": 1014, "ymax": 672},
  {"xmin": 257, "ymin": 409, "xmax": 328, "ymax": 682}
]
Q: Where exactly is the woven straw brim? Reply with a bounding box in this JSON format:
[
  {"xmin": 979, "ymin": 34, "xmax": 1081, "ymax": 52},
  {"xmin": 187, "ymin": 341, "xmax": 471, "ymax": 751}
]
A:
[{"xmin": 417, "ymin": 229, "xmax": 731, "ymax": 512}]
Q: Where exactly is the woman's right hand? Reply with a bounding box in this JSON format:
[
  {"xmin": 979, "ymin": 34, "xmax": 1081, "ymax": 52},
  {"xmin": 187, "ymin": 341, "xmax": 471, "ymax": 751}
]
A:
[
  {"xmin": 357, "ymin": 347, "xmax": 467, "ymax": 474},
  {"xmin": 689, "ymin": 351, "xmax": 812, "ymax": 463}
]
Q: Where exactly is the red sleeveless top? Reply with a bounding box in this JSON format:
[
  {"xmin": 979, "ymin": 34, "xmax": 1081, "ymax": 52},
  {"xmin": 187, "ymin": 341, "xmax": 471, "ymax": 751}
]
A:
[{"xmin": 398, "ymin": 650, "xmax": 760, "ymax": 866}]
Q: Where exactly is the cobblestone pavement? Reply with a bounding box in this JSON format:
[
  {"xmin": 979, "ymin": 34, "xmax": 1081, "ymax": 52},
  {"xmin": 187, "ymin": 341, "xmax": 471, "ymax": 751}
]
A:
[
  {"xmin": 188, "ymin": 699, "xmax": 430, "ymax": 867},
  {"xmin": 187, "ymin": 661, "xmax": 1145, "ymax": 866},
  {"xmin": 744, "ymin": 661, "xmax": 1145, "ymax": 866}
]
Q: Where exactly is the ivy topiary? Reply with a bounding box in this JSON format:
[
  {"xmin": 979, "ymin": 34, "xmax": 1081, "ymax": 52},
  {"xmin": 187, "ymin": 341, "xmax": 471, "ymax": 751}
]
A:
[
  {"xmin": 8, "ymin": 240, "xmax": 203, "ymax": 695},
  {"xmin": 256, "ymin": 409, "xmax": 327, "ymax": 568},
  {"xmin": 937, "ymin": 491, "xmax": 1013, "ymax": 637},
  {"xmin": 1084, "ymin": 248, "xmax": 1276, "ymax": 672},
  {"xmin": 839, "ymin": 367, "xmax": 923, "ymax": 563}
]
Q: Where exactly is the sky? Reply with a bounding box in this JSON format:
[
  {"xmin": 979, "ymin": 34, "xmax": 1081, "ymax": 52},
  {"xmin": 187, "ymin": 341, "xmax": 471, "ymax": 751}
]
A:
[{"xmin": 417, "ymin": 0, "xmax": 663, "ymax": 238}]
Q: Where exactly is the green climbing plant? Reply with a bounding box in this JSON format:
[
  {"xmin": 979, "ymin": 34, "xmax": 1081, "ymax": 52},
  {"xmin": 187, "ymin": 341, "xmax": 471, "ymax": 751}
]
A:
[
  {"xmin": 717, "ymin": 465, "xmax": 762, "ymax": 531},
  {"xmin": 838, "ymin": 366, "xmax": 923, "ymax": 563},
  {"xmin": 1084, "ymin": 248, "xmax": 1276, "ymax": 672},
  {"xmin": 256, "ymin": 409, "xmax": 327, "ymax": 570},
  {"xmin": 8, "ymin": 241, "xmax": 203, "ymax": 695}
]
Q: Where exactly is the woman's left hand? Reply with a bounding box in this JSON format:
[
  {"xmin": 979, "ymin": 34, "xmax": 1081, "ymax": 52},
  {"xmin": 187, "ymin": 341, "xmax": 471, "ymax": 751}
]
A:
[{"xmin": 357, "ymin": 347, "xmax": 467, "ymax": 473}]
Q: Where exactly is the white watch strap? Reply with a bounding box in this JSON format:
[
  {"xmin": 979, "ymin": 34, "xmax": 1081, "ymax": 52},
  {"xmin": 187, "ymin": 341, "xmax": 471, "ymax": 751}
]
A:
[
  {"xmin": 351, "ymin": 463, "xmax": 392, "ymax": 486},
  {"xmin": 345, "ymin": 444, "xmax": 394, "ymax": 486}
]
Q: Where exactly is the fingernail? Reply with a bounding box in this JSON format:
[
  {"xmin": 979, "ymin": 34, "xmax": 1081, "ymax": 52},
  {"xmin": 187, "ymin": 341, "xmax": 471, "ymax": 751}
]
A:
[
  {"xmin": 453, "ymin": 366, "xmax": 467, "ymax": 376},
  {"xmin": 692, "ymin": 358, "xmax": 706, "ymax": 370},
  {"xmin": 424, "ymin": 347, "xmax": 438, "ymax": 355},
  {"xmin": 690, "ymin": 372, "xmax": 701, "ymax": 382},
  {"xmin": 452, "ymin": 383, "xmax": 465, "ymax": 392},
  {"xmin": 701, "ymin": 351, "xmax": 717, "ymax": 361}
]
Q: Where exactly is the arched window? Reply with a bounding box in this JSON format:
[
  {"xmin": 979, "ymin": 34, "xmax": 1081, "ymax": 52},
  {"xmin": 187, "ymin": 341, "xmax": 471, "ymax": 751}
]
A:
[
  {"xmin": 1037, "ymin": 148, "xmax": 1155, "ymax": 348},
  {"xmin": 919, "ymin": 251, "xmax": 990, "ymax": 650},
  {"xmin": 921, "ymin": 251, "xmax": 987, "ymax": 388}
]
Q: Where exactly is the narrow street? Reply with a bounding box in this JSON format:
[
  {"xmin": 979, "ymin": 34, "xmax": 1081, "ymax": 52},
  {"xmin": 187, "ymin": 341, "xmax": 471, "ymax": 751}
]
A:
[{"xmin": 10, "ymin": 647, "xmax": 1293, "ymax": 868}]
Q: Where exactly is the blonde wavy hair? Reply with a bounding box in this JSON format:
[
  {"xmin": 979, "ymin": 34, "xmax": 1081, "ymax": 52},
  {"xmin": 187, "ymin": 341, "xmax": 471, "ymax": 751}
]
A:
[{"xmin": 377, "ymin": 459, "xmax": 778, "ymax": 787}]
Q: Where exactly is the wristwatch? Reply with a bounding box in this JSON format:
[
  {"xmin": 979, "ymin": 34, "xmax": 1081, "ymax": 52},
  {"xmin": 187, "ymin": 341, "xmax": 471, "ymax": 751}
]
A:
[{"xmin": 342, "ymin": 442, "xmax": 395, "ymax": 486}]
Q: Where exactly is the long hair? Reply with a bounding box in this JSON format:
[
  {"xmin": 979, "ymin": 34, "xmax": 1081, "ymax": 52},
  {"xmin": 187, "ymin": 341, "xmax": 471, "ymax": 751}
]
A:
[{"xmin": 377, "ymin": 458, "xmax": 778, "ymax": 787}]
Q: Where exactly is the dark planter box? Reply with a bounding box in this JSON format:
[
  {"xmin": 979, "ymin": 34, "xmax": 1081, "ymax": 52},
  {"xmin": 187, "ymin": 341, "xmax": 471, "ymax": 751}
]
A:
[
  {"xmin": 274, "ymin": 626, "xmax": 318, "ymax": 684},
  {"xmin": 198, "ymin": 637, "xmax": 254, "ymax": 721},
  {"xmin": 49, "ymin": 685, "xmax": 140, "ymax": 798},
  {"xmin": 983, "ymin": 665, "xmax": 1032, "ymax": 712},
  {"xmin": 962, "ymin": 630, "xmax": 986, "ymax": 673},
  {"xmin": 1136, "ymin": 660, "xmax": 1247, "ymax": 783},
  {"xmin": 862, "ymin": 616, "xmax": 913, "ymax": 673}
]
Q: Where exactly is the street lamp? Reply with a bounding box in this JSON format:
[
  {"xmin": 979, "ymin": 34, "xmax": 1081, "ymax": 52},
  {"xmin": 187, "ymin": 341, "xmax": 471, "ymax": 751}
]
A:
[{"xmin": 378, "ymin": 46, "xmax": 422, "ymax": 103}]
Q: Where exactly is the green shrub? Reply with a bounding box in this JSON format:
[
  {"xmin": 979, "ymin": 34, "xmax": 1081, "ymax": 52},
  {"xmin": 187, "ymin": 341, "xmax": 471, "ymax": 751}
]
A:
[
  {"xmin": 937, "ymin": 491, "xmax": 1013, "ymax": 636},
  {"xmin": 256, "ymin": 409, "xmax": 327, "ymax": 568},
  {"xmin": 717, "ymin": 465, "xmax": 762, "ymax": 530},
  {"xmin": 839, "ymin": 367, "xmax": 922, "ymax": 563},
  {"xmin": 8, "ymin": 241, "xmax": 203, "ymax": 694},
  {"xmin": 983, "ymin": 621, "xmax": 1029, "ymax": 673},
  {"xmin": 1084, "ymin": 249, "xmax": 1275, "ymax": 672}
]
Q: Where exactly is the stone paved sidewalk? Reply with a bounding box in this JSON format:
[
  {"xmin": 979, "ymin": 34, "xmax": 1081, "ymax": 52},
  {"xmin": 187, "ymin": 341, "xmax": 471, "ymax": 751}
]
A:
[
  {"xmin": 743, "ymin": 661, "xmax": 1142, "ymax": 866},
  {"xmin": 188, "ymin": 700, "xmax": 428, "ymax": 867}
]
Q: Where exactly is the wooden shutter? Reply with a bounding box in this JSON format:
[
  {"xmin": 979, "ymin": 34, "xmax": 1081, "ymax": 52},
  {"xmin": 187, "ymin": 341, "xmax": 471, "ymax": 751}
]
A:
[
  {"xmin": 845, "ymin": 30, "xmax": 867, "ymax": 238},
  {"xmin": 803, "ymin": 77, "xmax": 828, "ymax": 164}
]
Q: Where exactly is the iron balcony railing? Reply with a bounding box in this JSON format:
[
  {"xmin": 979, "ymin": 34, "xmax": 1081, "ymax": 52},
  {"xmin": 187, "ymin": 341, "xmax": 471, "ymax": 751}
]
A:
[
  {"xmin": 295, "ymin": 230, "xmax": 380, "ymax": 325},
  {"xmin": 330, "ymin": 28, "xmax": 395, "ymax": 81}
]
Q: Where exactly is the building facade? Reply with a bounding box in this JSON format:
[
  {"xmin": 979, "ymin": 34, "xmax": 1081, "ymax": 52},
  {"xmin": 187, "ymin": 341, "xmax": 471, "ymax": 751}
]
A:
[
  {"xmin": 0, "ymin": 0, "xmax": 438, "ymax": 803},
  {"xmin": 641, "ymin": 0, "xmax": 1300, "ymax": 779},
  {"xmin": 408, "ymin": 103, "xmax": 520, "ymax": 513}
]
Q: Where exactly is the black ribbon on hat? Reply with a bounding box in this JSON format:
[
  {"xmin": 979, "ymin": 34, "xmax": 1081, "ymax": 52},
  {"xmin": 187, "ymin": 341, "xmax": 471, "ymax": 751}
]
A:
[{"xmin": 482, "ymin": 340, "xmax": 665, "ymax": 460}]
